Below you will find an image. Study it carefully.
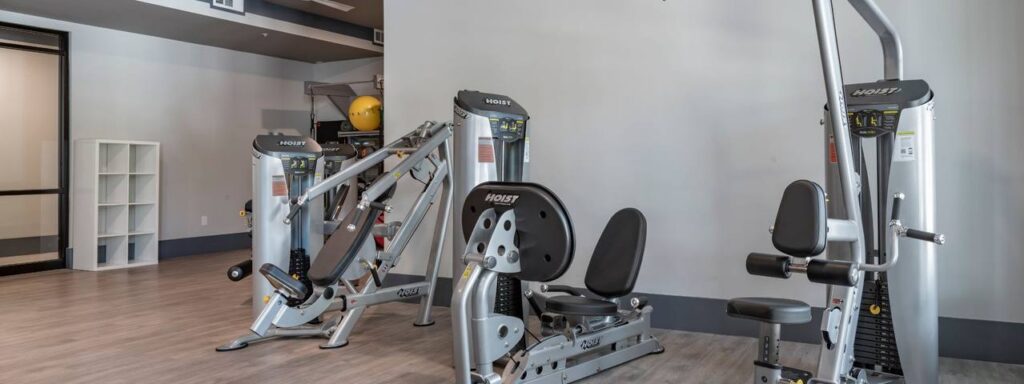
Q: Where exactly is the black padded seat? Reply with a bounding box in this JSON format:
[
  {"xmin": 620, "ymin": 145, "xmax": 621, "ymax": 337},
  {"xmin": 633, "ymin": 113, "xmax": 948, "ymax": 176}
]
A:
[
  {"xmin": 727, "ymin": 297, "xmax": 812, "ymax": 325},
  {"xmin": 545, "ymin": 295, "xmax": 619, "ymax": 317},
  {"xmin": 307, "ymin": 206, "xmax": 380, "ymax": 287},
  {"xmin": 585, "ymin": 208, "xmax": 646, "ymax": 298}
]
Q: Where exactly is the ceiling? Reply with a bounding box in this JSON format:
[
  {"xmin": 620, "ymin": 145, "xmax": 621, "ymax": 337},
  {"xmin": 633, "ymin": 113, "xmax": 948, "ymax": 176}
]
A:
[
  {"xmin": 0, "ymin": 0, "xmax": 382, "ymax": 63},
  {"xmin": 266, "ymin": 0, "xmax": 382, "ymax": 30}
]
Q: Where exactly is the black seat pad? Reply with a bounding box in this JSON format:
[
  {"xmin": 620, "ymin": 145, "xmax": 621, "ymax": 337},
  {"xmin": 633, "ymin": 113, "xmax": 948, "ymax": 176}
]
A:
[
  {"xmin": 584, "ymin": 208, "xmax": 646, "ymax": 298},
  {"xmin": 726, "ymin": 297, "xmax": 812, "ymax": 325},
  {"xmin": 545, "ymin": 295, "xmax": 618, "ymax": 317},
  {"xmin": 307, "ymin": 207, "xmax": 380, "ymax": 287}
]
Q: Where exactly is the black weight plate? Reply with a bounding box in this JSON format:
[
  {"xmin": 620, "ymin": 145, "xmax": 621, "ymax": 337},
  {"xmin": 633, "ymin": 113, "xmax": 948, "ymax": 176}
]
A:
[{"xmin": 461, "ymin": 182, "xmax": 574, "ymax": 282}]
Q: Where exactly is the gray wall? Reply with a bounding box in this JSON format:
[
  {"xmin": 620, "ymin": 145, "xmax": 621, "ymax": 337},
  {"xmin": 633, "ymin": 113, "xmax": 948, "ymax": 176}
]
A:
[
  {"xmin": 0, "ymin": 10, "xmax": 377, "ymax": 243},
  {"xmin": 383, "ymin": 0, "xmax": 1024, "ymax": 325}
]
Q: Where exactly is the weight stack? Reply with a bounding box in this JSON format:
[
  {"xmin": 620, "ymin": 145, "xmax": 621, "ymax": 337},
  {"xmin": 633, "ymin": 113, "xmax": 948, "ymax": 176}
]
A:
[
  {"xmin": 287, "ymin": 249, "xmax": 313, "ymax": 306},
  {"xmin": 854, "ymin": 278, "xmax": 904, "ymax": 376}
]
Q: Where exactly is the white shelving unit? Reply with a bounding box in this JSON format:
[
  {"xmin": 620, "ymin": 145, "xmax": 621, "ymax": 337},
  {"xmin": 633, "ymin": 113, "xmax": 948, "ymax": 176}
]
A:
[{"xmin": 73, "ymin": 140, "xmax": 160, "ymax": 270}]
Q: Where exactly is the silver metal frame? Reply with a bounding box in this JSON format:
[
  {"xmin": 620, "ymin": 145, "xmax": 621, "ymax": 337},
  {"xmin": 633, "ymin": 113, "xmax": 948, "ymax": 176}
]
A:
[
  {"xmin": 452, "ymin": 209, "xmax": 661, "ymax": 384},
  {"xmin": 218, "ymin": 121, "xmax": 454, "ymax": 351}
]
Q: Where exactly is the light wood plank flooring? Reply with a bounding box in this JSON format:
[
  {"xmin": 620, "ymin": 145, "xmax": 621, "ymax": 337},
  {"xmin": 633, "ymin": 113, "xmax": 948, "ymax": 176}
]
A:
[{"xmin": 0, "ymin": 250, "xmax": 1021, "ymax": 383}]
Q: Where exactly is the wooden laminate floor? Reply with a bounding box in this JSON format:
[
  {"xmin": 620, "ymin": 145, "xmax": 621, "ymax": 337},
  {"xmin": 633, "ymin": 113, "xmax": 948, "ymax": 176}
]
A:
[{"xmin": 1, "ymin": 250, "xmax": 1021, "ymax": 383}]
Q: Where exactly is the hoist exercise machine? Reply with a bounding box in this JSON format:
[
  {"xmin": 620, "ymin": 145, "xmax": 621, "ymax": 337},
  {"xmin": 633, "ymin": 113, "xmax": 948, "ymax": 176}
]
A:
[
  {"xmin": 217, "ymin": 121, "xmax": 453, "ymax": 351},
  {"xmin": 452, "ymin": 90, "xmax": 532, "ymax": 350},
  {"xmin": 223, "ymin": 139, "xmax": 358, "ymax": 285},
  {"xmin": 726, "ymin": 0, "xmax": 946, "ymax": 383},
  {"xmin": 452, "ymin": 182, "xmax": 662, "ymax": 384}
]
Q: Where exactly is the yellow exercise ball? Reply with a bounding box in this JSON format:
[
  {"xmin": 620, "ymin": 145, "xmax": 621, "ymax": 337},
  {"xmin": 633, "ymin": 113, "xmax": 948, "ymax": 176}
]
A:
[{"xmin": 348, "ymin": 95, "xmax": 382, "ymax": 131}]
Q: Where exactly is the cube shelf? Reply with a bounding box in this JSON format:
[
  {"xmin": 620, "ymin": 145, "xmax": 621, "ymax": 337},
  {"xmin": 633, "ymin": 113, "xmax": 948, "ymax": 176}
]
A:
[{"xmin": 73, "ymin": 140, "xmax": 160, "ymax": 271}]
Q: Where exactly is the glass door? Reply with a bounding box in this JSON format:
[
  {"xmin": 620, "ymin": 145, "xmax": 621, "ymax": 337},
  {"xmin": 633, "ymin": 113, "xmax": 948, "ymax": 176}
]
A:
[{"xmin": 0, "ymin": 22, "xmax": 68, "ymax": 275}]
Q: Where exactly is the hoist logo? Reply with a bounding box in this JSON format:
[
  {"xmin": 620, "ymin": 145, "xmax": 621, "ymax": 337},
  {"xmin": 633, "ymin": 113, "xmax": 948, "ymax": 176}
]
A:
[
  {"xmin": 278, "ymin": 140, "xmax": 305, "ymax": 146},
  {"xmin": 580, "ymin": 337, "xmax": 602, "ymax": 350},
  {"xmin": 484, "ymin": 193, "xmax": 520, "ymax": 205},
  {"xmin": 397, "ymin": 288, "xmax": 421, "ymax": 298},
  {"xmin": 484, "ymin": 98, "xmax": 512, "ymax": 107},
  {"xmin": 850, "ymin": 87, "xmax": 901, "ymax": 97}
]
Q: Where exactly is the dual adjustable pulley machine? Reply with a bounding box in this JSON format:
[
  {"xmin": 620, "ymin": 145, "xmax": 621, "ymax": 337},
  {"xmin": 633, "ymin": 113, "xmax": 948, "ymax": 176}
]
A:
[{"xmin": 726, "ymin": 0, "xmax": 946, "ymax": 383}]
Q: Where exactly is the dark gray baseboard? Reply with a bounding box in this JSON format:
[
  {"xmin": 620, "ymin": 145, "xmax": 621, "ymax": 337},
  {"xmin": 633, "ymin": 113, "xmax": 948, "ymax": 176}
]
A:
[
  {"xmin": 158, "ymin": 232, "xmax": 250, "ymax": 258},
  {"xmin": 386, "ymin": 273, "xmax": 1024, "ymax": 365},
  {"xmin": 67, "ymin": 232, "xmax": 250, "ymax": 264}
]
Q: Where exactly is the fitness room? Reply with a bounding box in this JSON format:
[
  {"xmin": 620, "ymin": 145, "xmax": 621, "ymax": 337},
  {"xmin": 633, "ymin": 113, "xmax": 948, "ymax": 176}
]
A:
[{"xmin": 0, "ymin": 0, "xmax": 1021, "ymax": 383}]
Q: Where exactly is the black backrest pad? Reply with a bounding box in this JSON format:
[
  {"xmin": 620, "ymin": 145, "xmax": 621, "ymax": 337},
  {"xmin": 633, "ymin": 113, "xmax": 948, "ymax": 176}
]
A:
[
  {"xmin": 462, "ymin": 182, "xmax": 575, "ymax": 282},
  {"xmin": 308, "ymin": 206, "xmax": 381, "ymax": 286},
  {"xmin": 772, "ymin": 180, "xmax": 827, "ymax": 257},
  {"xmin": 585, "ymin": 208, "xmax": 646, "ymax": 298}
]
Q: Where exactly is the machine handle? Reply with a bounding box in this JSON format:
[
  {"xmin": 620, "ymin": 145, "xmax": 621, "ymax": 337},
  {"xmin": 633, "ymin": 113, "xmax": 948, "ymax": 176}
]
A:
[
  {"xmin": 905, "ymin": 228, "xmax": 946, "ymax": 245},
  {"xmin": 284, "ymin": 198, "xmax": 303, "ymax": 225},
  {"xmin": 226, "ymin": 259, "xmax": 252, "ymax": 282},
  {"xmin": 806, "ymin": 259, "xmax": 858, "ymax": 286},
  {"xmin": 345, "ymin": 201, "xmax": 388, "ymax": 232},
  {"xmin": 541, "ymin": 284, "xmax": 587, "ymax": 297},
  {"xmin": 745, "ymin": 253, "xmax": 792, "ymax": 279},
  {"xmin": 346, "ymin": 205, "xmax": 367, "ymax": 232},
  {"xmin": 368, "ymin": 262, "xmax": 383, "ymax": 287},
  {"xmin": 890, "ymin": 192, "xmax": 904, "ymax": 221}
]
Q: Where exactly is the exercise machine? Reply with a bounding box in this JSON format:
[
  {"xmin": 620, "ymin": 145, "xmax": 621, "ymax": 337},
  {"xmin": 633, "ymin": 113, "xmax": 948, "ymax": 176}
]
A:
[
  {"xmin": 239, "ymin": 135, "xmax": 327, "ymax": 317},
  {"xmin": 452, "ymin": 182, "xmax": 663, "ymax": 384},
  {"xmin": 452, "ymin": 90, "xmax": 532, "ymax": 350},
  {"xmin": 217, "ymin": 121, "xmax": 453, "ymax": 351},
  {"xmin": 726, "ymin": 1, "xmax": 945, "ymax": 383}
]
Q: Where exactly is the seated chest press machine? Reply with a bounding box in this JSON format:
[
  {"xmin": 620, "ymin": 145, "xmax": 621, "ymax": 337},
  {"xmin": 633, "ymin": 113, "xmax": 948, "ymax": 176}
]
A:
[
  {"xmin": 452, "ymin": 182, "xmax": 663, "ymax": 384},
  {"xmin": 726, "ymin": 1, "xmax": 946, "ymax": 383},
  {"xmin": 217, "ymin": 121, "xmax": 453, "ymax": 351}
]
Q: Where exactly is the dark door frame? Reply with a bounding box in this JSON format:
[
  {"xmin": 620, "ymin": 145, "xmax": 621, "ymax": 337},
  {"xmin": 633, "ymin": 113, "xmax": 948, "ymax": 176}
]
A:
[{"xmin": 0, "ymin": 21, "xmax": 70, "ymax": 276}]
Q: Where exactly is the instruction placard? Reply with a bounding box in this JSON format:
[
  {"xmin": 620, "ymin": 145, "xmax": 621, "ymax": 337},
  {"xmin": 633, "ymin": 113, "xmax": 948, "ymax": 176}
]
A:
[
  {"xmin": 894, "ymin": 132, "xmax": 916, "ymax": 162},
  {"xmin": 478, "ymin": 138, "xmax": 495, "ymax": 163},
  {"xmin": 272, "ymin": 175, "xmax": 288, "ymax": 196}
]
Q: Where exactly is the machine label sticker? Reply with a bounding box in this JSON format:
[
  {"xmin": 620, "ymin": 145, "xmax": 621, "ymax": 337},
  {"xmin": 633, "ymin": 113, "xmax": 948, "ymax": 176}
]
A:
[
  {"xmin": 894, "ymin": 132, "xmax": 916, "ymax": 162},
  {"xmin": 579, "ymin": 337, "xmax": 602, "ymax": 350},
  {"xmin": 850, "ymin": 87, "xmax": 901, "ymax": 97},
  {"xmin": 478, "ymin": 138, "xmax": 495, "ymax": 163},
  {"xmin": 828, "ymin": 135, "xmax": 838, "ymax": 164},
  {"xmin": 484, "ymin": 193, "xmax": 520, "ymax": 206},
  {"xmin": 272, "ymin": 175, "xmax": 288, "ymax": 196},
  {"xmin": 397, "ymin": 287, "xmax": 421, "ymax": 298},
  {"xmin": 524, "ymin": 137, "xmax": 531, "ymax": 163},
  {"xmin": 484, "ymin": 98, "xmax": 512, "ymax": 107}
]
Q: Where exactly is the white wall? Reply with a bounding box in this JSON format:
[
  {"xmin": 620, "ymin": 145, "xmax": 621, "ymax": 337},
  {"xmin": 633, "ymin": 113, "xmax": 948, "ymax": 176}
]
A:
[
  {"xmin": 384, "ymin": 0, "xmax": 1024, "ymax": 324},
  {"xmin": 0, "ymin": 10, "xmax": 315, "ymax": 241}
]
